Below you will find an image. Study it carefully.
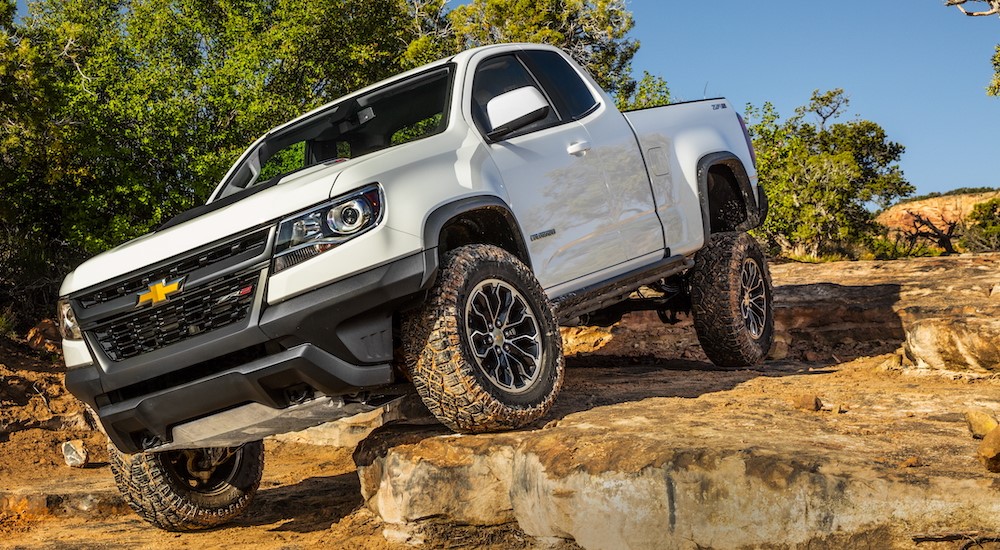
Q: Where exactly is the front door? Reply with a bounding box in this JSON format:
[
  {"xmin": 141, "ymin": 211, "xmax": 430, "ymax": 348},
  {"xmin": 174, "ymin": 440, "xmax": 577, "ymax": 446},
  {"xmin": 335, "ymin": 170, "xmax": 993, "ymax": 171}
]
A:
[{"xmin": 470, "ymin": 54, "xmax": 627, "ymax": 290}]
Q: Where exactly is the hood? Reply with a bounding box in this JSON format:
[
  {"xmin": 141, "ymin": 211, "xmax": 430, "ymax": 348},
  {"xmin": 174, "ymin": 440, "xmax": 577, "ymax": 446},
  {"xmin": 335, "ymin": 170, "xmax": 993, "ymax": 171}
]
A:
[{"xmin": 61, "ymin": 163, "xmax": 347, "ymax": 295}]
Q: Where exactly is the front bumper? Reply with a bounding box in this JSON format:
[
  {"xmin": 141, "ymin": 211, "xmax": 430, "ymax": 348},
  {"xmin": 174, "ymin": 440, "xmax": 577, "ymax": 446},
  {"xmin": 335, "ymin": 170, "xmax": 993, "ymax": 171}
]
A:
[{"xmin": 65, "ymin": 250, "xmax": 436, "ymax": 453}]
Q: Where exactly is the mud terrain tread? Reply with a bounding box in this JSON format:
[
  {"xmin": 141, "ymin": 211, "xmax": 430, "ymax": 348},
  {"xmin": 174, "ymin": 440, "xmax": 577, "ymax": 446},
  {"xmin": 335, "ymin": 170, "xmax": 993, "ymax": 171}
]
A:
[
  {"xmin": 108, "ymin": 441, "xmax": 264, "ymax": 531},
  {"xmin": 690, "ymin": 232, "xmax": 774, "ymax": 368},
  {"xmin": 402, "ymin": 245, "xmax": 564, "ymax": 433}
]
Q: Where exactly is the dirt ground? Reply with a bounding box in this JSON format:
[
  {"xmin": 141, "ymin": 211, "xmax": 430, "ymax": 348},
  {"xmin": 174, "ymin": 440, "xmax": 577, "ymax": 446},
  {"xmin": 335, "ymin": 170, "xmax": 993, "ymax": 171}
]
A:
[{"xmin": 2, "ymin": 256, "xmax": 1000, "ymax": 549}]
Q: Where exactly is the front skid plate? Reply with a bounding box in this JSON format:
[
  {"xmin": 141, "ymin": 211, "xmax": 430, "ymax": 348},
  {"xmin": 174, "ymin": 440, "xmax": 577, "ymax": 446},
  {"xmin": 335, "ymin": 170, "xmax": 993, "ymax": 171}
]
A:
[{"xmin": 151, "ymin": 395, "xmax": 402, "ymax": 451}]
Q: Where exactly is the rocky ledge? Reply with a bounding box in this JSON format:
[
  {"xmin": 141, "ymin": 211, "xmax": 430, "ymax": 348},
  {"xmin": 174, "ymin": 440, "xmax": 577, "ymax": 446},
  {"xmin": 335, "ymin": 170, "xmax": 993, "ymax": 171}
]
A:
[
  {"xmin": 355, "ymin": 356, "xmax": 1000, "ymax": 549},
  {"xmin": 351, "ymin": 255, "xmax": 1000, "ymax": 549}
]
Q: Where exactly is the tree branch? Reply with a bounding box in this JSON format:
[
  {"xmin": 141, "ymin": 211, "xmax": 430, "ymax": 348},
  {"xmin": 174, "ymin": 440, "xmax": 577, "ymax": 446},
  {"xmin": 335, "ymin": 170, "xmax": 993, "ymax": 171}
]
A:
[{"xmin": 946, "ymin": 0, "xmax": 1000, "ymax": 16}]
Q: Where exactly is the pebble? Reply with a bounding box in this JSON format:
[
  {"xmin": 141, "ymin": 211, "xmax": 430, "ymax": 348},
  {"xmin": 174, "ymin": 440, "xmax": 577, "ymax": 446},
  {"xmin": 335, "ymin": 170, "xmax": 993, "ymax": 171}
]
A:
[{"xmin": 62, "ymin": 440, "xmax": 89, "ymax": 468}]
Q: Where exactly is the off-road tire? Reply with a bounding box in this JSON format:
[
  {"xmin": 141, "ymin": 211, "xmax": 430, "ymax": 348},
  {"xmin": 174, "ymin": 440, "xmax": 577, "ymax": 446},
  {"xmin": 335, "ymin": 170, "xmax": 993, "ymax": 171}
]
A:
[
  {"xmin": 690, "ymin": 231, "xmax": 774, "ymax": 368},
  {"xmin": 402, "ymin": 244, "xmax": 564, "ymax": 432},
  {"xmin": 108, "ymin": 441, "xmax": 264, "ymax": 531}
]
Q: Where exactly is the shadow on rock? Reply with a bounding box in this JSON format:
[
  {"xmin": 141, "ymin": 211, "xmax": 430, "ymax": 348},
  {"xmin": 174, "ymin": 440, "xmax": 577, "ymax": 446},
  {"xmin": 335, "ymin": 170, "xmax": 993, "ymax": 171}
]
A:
[
  {"xmin": 236, "ymin": 472, "xmax": 364, "ymax": 533},
  {"xmin": 543, "ymin": 356, "xmax": 820, "ymax": 424},
  {"xmin": 773, "ymin": 282, "xmax": 904, "ymax": 361}
]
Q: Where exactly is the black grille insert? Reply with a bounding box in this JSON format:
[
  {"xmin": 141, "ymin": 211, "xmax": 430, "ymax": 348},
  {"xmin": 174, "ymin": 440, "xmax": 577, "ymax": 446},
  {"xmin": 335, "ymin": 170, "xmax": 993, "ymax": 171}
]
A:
[
  {"xmin": 92, "ymin": 271, "xmax": 261, "ymax": 362},
  {"xmin": 79, "ymin": 230, "xmax": 269, "ymax": 309}
]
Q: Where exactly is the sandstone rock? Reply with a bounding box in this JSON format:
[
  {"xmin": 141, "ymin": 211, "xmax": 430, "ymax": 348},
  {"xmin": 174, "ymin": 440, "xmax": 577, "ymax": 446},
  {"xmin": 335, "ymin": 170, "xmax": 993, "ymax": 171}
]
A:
[
  {"xmin": 978, "ymin": 427, "xmax": 1000, "ymax": 472},
  {"xmin": 26, "ymin": 320, "xmax": 60, "ymax": 354},
  {"xmin": 560, "ymin": 326, "xmax": 615, "ymax": 356},
  {"xmin": 353, "ymin": 423, "xmax": 515, "ymax": 526},
  {"xmin": 792, "ymin": 394, "xmax": 823, "ymax": 412},
  {"xmin": 904, "ymin": 318, "xmax": 1000, "ymax": 373},
  {"xmin": 768, "ymin": 340, "xmax": 789, "ymax": 361},
  {"xmin": 382, "ymin": 525, "xmax": 425, "ymax": 546},
  {"xmin": 991, "ymin": 283, "xmax": 1000, "ymax": 299},
  {"xmin": 876, "ymin": 191, "xmax": 1000, "ymax": 237},
  {"xmin": 964, "ymin": 408, "xmax": 999, "ymax": 439},
  {"xmin": 357, "ymin": 399, "xmax": 1000, "ymax": 550}
]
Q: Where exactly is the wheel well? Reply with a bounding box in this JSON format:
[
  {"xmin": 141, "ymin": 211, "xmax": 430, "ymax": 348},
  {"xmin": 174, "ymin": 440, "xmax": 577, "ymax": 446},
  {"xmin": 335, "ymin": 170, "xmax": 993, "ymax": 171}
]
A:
[
  {"xmin": 706, "ymin": 164, "xmax": 748, "ymax": 233},
  {"xmin": 437, "ymin": 207, "xmax": 531, "ymax": 267}
]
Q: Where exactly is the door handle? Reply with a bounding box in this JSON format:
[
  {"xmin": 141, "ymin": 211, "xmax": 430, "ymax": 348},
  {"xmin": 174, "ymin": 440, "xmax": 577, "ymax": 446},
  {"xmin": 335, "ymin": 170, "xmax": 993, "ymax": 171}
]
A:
[{"xmin": 567, "ymin": 141, "xmax": 591, "ymax": 156}]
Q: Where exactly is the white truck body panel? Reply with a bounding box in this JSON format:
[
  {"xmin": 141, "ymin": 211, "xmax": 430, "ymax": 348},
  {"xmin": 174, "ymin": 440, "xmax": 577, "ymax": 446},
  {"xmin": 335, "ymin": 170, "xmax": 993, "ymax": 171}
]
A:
[
  {"xmin": 624, "ymin": 99, "xmax": 760, "ymax": 256},
  {"xmin": 60, "ymin": 43, "xmax": 758, "ymax": 302}
]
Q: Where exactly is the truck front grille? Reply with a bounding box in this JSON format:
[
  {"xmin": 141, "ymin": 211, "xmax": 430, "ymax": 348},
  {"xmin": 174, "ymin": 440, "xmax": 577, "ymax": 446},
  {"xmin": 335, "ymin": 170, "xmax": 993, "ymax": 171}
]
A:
[
  {"xmin": 78, "ymin": 230, "xmax": 269, "ymax": 309},
  {"xmin": 92, "ymin": 270, "xmax": 261, "ymax": 362}
]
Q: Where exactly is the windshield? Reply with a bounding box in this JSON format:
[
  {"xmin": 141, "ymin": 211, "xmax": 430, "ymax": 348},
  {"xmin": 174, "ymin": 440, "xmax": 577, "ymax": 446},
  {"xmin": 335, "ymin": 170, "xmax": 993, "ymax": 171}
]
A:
[{"xmin": 214, "ymin": 66, "xmax": 452, "ymax": 200}]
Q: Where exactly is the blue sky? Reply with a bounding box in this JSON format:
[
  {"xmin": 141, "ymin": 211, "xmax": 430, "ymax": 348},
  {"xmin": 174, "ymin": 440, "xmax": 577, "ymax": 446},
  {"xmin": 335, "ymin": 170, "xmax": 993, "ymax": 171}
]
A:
[
  {"xmin": 628, "ymin": 1, "xmax": 1000, "ymax": 195},
  {"xmin": 13, "ymin": 1, "xmax": 999, "ymax": 195}
]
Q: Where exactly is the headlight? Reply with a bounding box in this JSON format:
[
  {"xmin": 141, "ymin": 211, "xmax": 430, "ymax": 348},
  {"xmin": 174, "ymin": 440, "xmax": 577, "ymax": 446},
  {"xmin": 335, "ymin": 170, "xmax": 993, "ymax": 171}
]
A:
[
  {"xmin": 57, "ymin": 298, "xmax": 83, "ymax": 340},
  {"xmin": 273, "ymin": 184, "xmax": 383, "ymax": 273}
]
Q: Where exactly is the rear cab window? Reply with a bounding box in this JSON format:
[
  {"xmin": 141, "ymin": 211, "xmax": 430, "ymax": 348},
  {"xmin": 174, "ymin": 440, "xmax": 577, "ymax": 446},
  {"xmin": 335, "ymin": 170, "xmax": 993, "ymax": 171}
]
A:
[{"xmin": 519, "ymin": 50, "xmax": 599, "ymax": 120}]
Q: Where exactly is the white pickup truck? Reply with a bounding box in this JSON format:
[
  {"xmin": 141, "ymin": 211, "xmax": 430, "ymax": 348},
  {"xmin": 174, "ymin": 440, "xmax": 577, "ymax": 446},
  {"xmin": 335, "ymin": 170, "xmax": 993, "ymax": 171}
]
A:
[{"xmin": 57, "ymin": 43, "xmax": 771, "ymax": 530}]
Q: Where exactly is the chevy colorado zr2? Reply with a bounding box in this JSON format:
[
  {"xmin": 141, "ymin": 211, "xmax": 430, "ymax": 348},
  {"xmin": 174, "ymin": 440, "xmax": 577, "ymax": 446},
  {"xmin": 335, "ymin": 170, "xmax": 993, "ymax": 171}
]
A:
[{"xmin": 57, "ymin": 43, "xmax": 771, "ymax": 530}]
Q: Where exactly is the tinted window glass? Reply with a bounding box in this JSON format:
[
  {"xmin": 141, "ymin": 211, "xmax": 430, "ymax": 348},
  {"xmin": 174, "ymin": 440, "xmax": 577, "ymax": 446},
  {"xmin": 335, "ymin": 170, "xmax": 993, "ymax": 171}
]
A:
[
  {"xmin": 471, "ymin": 54, "xmax": 559, "ymax": 136},
  {"xmin": 217, "ymin": 67, "xmax": 451, "ymax": 197},
  {"xmin": 521, "ymin": 50, "xmax": 598, "ymax": 120}
]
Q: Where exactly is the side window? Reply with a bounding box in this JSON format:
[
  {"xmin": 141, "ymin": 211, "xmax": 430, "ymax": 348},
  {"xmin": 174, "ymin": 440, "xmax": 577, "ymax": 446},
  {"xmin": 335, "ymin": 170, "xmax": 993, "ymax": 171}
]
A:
[
  {"xmin": 520, "ymin": 50, "xmax": 599, "ymax": 120},
  {"xmin": 471, "ymin": 54, "xmax": 559, "ymax": 137}
]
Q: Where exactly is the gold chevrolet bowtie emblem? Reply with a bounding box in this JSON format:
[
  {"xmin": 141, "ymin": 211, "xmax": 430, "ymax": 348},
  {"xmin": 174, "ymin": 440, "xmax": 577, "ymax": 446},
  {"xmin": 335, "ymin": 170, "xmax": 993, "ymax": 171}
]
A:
[{"xmin": 136, "ymin": 277, "xmax": 185, "ymax": 308}]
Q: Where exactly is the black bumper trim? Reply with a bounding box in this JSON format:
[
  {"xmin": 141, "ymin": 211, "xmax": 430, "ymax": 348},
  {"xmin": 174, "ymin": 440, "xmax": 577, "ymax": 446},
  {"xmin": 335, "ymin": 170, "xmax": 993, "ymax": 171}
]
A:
[
  {"xmin": 71, "ymin": 251, "xmax": 438, "ymax": 454},
  {"xmin": 260, "ymin": 251, "xmax": 437, "ymax": 364},
  {"xmin": 101, "ymin": 343, "xmax": 394, "ymax": 453}
]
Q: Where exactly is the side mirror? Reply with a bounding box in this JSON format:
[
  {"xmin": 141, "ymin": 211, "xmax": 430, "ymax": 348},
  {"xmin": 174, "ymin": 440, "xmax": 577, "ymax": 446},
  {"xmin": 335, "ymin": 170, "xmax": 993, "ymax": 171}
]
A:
[{"xmin": 485, "ymin": 86, "xmax": 550, "ymax": 141}]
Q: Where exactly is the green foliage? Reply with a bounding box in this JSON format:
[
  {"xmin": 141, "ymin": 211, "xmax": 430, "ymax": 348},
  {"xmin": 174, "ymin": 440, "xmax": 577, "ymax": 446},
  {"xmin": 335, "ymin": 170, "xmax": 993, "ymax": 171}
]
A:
[
  {"xmin": 0, "ymin": 0, "xmax": 411, "ymax": 322},
  {"xmin": 962, "ymin": 197, "xmax": 1000, "ymax": 252},
  {"xmin": 407, "ymin": 0, "xmax": 642, "ymax": 98},
  {"xmin": 616, "ymin": 71, "xmax": 670, "ymax": 111},
  {"xmin": 991, "ymin": 45, "xmax": 1000, "ymax": 96},
  {"xmin": 0, "ymin": 0, "xmax": 660, "ymax": 325},
  {"xmin": 746, "ymin": 90, "xmax": 913, "ymax": 258},
  {"xmin": 867, "ymin": 235, "xmax": 940, "ymax": 260},
  {"xmin": 391, "ymin": 113, "xmax": 444, "ymax": 146}
]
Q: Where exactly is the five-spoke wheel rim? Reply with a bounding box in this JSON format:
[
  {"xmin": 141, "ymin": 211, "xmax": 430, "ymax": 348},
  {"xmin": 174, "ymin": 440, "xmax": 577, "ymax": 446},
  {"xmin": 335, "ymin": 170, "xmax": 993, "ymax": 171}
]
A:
[
  {"xmin": 739, "ymin": 258, "xmax": 768, "ymax": 340},
  {"xmin": 464, "ymin": 278, "xmax": 543, "ymax": 394}
]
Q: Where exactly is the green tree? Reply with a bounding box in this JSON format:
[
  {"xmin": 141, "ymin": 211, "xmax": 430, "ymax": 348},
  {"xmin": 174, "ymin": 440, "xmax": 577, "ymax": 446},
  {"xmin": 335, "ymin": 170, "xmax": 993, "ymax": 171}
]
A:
[
  {"xmin": 0, "ymin": 0, "xmax": 410, "ymax": 320},
  {"xmin": 746, "ymin": 90, "xmax": 913, "ymax": 258},
  {"xmin": 616, "ymin": 71, "xmax": 670, "ymax": 111},
  {"xmin": 1, "ymin": 0, "xmax": 665, "ymax": 324},
  {"xmin": 407, "ymin": 0, "xmax": 641, "ymax": 97},
  {"xmin": 962, "ymin": 197, "xmax": 1000, "ymax": 251}
]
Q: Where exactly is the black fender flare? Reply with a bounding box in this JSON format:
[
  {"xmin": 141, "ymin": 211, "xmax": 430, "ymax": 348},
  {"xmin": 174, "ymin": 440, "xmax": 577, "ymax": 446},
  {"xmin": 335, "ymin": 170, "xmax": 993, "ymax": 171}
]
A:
[
  {"xmin": 696, "ymin": 151, "xmax": 766, "ymax": 237},
  {"xmin": 421, "ymin": 195, "xmax": 532, "ymax": 281}
]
